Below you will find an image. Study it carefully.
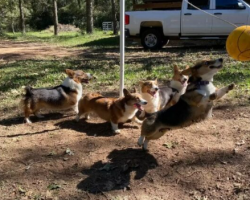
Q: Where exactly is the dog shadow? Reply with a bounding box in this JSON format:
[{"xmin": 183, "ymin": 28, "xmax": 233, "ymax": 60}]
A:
[
  {"xmin": 55, "ymin": 119, "xmax": 139, "ymax": 137},
  {"xmin": 77, "ymin": 148, "xmax": 158, "ymax": 193},
  {"xmin": 0, "ymin": 113, "xmax": 68, "ymax": 126}
]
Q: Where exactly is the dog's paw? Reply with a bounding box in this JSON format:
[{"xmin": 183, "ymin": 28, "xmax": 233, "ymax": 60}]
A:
[
  {"xmin": 114, "ymin": 129, "xmax": 121, "ymax": 134},
  {"xmin": 25, "ymin": 118, "xmax": 32, "ymax": 124},
  {"xmin": 142, "ymin": 140, "xmax": 149, "ymax": 151},
  {"xmin": 142, "ymin": 145, "xmax": 148, "ymax": 151},
  {"xmin": 228, "ymin": 83, "xmax": 235, "ymax": 91},
  {"xmin": 75, "ymin": 115, "xmax": 80, "ymax": 122},
  {"xmin": 137, "ymin": 136, "xmax": 144, "ymax": 147}
]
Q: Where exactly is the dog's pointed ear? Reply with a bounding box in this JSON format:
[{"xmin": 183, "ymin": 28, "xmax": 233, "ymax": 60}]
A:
[
  {"xmin": 131, "ymin": 87, "xmax": 137, "ymax": 93},
  {"xmin": 139, "ymin": 81, "xmax": 144, "ymax": 86},
  {"xmin": 154, "ymin": 78, "xmax": 158, "ymax": 83},
  {"xmin": 174, "ymin": 65, "xmax": 180, "ymax": 74},
  {"xmin": 123, "ymin": 88, "xmax": 130, "ymax": 97},
  {"xmin": 181, "ymin": 67, "xmax": 192, "ymax": 76},
  {"xmin": 65, "ymin": 69, "xmax": 75, "ymax": 78}
]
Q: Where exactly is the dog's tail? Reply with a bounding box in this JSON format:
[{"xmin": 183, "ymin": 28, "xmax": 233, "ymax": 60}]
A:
[{"xmin": 24, "ymin": 86, "xmax": 33, "ymax": 97}]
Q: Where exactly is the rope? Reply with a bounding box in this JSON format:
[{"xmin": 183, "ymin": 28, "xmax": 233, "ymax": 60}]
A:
[{"xmin": 183, "ymin": 0, "xmax": 238, "ymax": 28}]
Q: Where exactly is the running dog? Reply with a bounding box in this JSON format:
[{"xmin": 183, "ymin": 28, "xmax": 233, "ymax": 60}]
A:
[
  {"xmin": 76, "ymin": 88, "xmax": 147, "ymax": 134},
  {"xmin": 21, "ymin": 69, "xmax": 93, "ymax": 123},
  {"xmin": 138, "ymin": 58, "xmax": 234, "ymax": 150}
]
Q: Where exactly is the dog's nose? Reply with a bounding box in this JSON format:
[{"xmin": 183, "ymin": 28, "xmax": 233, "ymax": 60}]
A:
[
  {"xmin": 183, "ymin": 78, "xmax": 187, "ymax": 82},
  {"xmin": 218, "ymin": 58, "xmax": 223, "ymax": 62},
  {"xmin": 142, "ymin": 101, "xmax": 147, "ymax": 105},
  {"xmin": 155, "ymin": 87, "xmax": 159, "ymax": 91}
]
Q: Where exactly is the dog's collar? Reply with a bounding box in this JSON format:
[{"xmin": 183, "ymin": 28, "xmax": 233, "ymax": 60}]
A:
[
  {"xmin": 195, "ymin": 81, "xmax": 210, "ymax": 86},
  {"xmin": 186, "ymin": 81, "xmax": 211, "ymax": 93}
]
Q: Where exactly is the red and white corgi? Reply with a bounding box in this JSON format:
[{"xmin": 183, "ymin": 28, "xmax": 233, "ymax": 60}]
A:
[
  {"xmin": 76, "ymin": 89, "xmax": 147, "ymax": 134},
  {"xmin": 21, "ymin": 69, "xmax": 94, "ymax": 123},
  {"xmin": 139, "ymin": 65, "xmax": 188, "ymax": 117}
]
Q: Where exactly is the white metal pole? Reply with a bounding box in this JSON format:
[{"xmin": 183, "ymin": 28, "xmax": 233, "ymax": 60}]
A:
[{"xmin": 119, "ymin": 0, "xmax": 125, "ymax": 97}]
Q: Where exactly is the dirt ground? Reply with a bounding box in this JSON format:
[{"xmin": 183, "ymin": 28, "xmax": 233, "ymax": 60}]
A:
[
  {"xmin": 0, "ymin": 40, "xmax": 82, "ymax": 61},
  {"xmin": 0, "ymin": 40, "xmax": 249, "ymax": 200}
]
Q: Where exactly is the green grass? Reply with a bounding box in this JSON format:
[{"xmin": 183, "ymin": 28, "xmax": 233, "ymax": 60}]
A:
[
  {"xmin": 0, "ymin": 31, "xmax": 250, "ymax": 114},
  {"xmin": 3, "ymin": 30, "xmax": 119, "ymax": 47},
  {"xmin": 1, "ymin": 56, "xmax": 250, "ymax": 111}
]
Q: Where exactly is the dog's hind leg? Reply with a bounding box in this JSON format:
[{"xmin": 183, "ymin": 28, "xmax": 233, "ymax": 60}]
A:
[
  {"xmin": 111, "ymin": 121, "xmax": 120, "ymax": 134},
  {"xmin": 137, "ymin": 136, "xmax": 145, "ymax": 147},
  {"xmin": 24, "ymin": 104, "xmax": 32, "ymax": 123}
]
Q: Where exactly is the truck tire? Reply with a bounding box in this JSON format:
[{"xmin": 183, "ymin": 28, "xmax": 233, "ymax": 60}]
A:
[{"xmin": 141, "ymin": 29, "xmax": 163, "ymax": 50}]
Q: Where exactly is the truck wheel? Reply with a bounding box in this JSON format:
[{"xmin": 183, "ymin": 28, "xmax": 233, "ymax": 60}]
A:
[{"xmin": 141, "ymin": 29, "xmax": 163, "ymax": 50}]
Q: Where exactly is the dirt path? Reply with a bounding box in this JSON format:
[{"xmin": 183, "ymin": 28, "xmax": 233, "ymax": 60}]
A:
[
  {"xmin": 0, "ymin": 40, "xmax": 82, "ymax": 61},
  {"xmin": 0, "ymin": 101, "xmax": 249, "ymax": 200}
]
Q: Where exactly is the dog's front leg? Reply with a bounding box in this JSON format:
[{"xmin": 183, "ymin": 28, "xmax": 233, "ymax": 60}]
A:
[
  {"xmin": 137, "ymin": 136, "xmax": 145, "ymax": 146},
  {"xmin": 132, "ymin": 116, "xmax": 143, "ymax": 125},
  {"xmin": 139, "ymin": 110, "xmax": 145, "ymax": 118},
  {"xmin": 73, "ymin": 103, "xmax": 79, "ymax": 114},
  {"xmin": 111, "ymin": 121, "xmax": 120, "ymax": 134},
  {"xmin": 215, "ymin": 83, "xmax": 235, "ymax": 100},
  {"xmin": 143, "ymin": 139, "xmax": 149, "ymax": 150}
]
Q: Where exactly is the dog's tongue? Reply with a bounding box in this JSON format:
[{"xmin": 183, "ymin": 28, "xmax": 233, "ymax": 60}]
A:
[{"xmin": 134, "ymin": 103, "xmax": 144, "ymax": 111}]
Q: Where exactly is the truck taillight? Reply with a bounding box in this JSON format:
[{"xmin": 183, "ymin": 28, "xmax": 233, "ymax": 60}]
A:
[{"xmin": 125, "ymin": 14, "xmax": 130, "ymax": 25}]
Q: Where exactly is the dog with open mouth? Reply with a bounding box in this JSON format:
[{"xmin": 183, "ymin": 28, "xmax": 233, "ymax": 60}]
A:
[
  {"xmin": 76, "ymin": 88, "xmax": 147, "ymax": 134},
  {"xmin": 138, "ymin": 58, "xmax": 235, "ymax": 150},
  {"xmin": 21, "ymin": 69, "xmax": 94, "ymax": 123},
  {"xmin": 139, "ymin": 65, "xmax": 188, "ymax": 118}
]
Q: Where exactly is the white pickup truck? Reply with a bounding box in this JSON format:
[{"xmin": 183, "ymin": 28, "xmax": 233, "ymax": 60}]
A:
[{"xmin": 125, "ymin": 0, "xmax": 250, "ymax": 49}]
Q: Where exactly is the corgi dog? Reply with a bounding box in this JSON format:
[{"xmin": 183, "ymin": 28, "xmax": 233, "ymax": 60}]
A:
[
  {"xmin": 139, "ymin": 65, "xmax": 188, "ymax": 118},
  {"xmin": 138, "ymin": 58, "xmax": 234, "ymax": 150},
  {"xmin": 76, "ymin": 88, "xmax": 147, "ymax": 134},
  {"xmin": 21, "ymin": 69, "xmax": 94, "ymax": 123}
]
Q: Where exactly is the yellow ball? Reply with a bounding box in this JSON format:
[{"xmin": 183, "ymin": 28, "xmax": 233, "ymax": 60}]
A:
[{"xmin": 226, "ymin": 25, "xmax": 250, "ymax": 61}]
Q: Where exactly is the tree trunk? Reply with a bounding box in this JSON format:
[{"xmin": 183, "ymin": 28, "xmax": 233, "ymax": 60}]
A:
[
  {"xmin": 77, "ymin": 0, "xmax": 81, "ymax": 8},
  {"xmin": 11, "ymin": 17, "xmax": 15, "ymax": 34},
  {"xmin": 86, "ymin": 0, "xmax": 93, "ymax": 34},
  {"xmin": 53, "ymin": 0, "xmax": 58, "ymax": 36},
  {"xmin": 18, "ymin": 0, "xmax": 25, "ymax": 35},
  {"xmin": 111, "ymin": 0, "xmax": 118, "ymax": 35}
]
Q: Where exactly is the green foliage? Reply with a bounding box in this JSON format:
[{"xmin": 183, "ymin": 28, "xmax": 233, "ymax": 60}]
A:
[{"xmin": 0, "ymin": 0, "xmax": 140, "ymax": 33}]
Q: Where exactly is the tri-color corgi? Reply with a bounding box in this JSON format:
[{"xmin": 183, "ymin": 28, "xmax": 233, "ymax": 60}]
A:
[
  {"xmin": 21, "ymin": 69, "xmax": 94, "ymax": 123},
  {"xmin": 139, "ymin": 65, "xmax": 188, "ymax": 118},
  {"xmin": 76, "ymin": 88, "xmax": 147, "ymax": 134},
  {"xmin": 138, "ymin": 58, "xmax": 234, "ymax": 150}
]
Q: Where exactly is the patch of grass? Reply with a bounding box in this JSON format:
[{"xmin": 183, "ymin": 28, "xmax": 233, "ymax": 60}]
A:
[
  {"xmin": 0, "ymin": 33, "xmax": 250, "ymax": 115},
  {"xmin": 1, "ymin": 53, "xmax": 250, "ymax": 112},
  {"xmin": 3, "ymin": 30, "xmax": 118, "ymax": 47}
]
